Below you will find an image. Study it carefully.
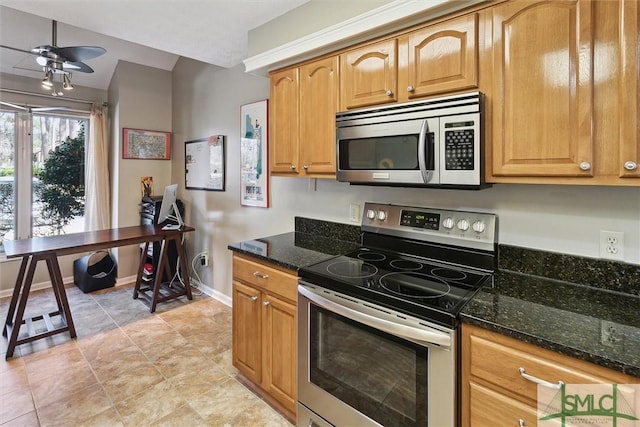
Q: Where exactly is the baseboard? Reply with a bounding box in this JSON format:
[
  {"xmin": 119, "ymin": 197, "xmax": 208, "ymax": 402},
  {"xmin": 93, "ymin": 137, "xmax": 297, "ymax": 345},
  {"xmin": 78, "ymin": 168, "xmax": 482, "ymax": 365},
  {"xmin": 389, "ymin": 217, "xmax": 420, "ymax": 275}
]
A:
[{"xmin": 0, "ymin": 274, "xmax": 232, "ymax": 308}]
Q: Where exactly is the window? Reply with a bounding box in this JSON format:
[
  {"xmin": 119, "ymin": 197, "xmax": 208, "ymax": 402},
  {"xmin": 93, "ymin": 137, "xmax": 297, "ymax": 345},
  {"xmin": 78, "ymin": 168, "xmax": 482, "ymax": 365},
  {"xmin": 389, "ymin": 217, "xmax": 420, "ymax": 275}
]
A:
[{"xmin": 0, "ymin": 109, "xmax": 88, "ymax": 249}]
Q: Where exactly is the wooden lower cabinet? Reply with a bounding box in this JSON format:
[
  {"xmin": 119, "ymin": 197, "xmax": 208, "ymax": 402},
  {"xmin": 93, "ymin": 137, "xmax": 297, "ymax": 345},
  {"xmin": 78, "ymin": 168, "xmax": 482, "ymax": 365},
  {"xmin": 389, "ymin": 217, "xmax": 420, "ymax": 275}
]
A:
[
  {"xmin": 461, "ymin": 323, "xmax": 639, "ymax": 427},
  {"xmin": 232, "ymin": 254, "xmax": 298, "ymax": 421}
]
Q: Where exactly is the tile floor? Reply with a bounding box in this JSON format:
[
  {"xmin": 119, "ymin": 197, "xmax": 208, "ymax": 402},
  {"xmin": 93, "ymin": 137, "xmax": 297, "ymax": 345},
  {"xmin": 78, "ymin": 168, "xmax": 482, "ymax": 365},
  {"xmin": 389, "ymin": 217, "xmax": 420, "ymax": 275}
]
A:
[{"xmin": 0, "ymin": 283, "xmax": 293, "ymax": 427}]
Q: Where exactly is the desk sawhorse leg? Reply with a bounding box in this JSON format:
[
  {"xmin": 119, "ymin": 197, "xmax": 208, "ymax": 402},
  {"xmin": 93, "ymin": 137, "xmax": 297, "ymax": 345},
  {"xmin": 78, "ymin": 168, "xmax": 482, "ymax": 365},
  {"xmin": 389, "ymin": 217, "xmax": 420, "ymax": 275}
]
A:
[
  {"xmin": 132, "ymin": 233, "xmax": 193, "ymax": 313},
  {"xmin": 3, "ymin": 253, "xmax": 77, "ymax": 359}
]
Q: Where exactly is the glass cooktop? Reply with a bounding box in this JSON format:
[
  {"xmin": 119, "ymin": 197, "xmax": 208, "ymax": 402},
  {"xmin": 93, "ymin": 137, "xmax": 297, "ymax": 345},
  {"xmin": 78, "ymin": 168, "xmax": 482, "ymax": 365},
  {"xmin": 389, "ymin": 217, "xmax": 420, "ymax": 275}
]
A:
[{"xmin": 298, "ymin": 247, "xmax": 492, "ymax": 328}]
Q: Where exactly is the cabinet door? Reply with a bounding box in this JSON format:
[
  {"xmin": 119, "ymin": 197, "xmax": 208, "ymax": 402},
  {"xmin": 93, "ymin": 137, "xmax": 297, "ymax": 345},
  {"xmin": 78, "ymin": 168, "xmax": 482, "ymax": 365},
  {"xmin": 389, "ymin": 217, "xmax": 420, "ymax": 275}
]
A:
[
  {"xmin": 340, "ymin": 38, "xmax": 397, "ymax": 109},
  {"xmin": 270, "ymin": 68, "xmax": 300, "ymax": 174},
  {"xmin": 299, "ymin": 57, "xmax": 340, "ymax": 176},
  {"xmin": 490, "ymin": 0, "xmax": 594, "ymax": 177},
  {"xmin": 468, "ymin": 382, "xmax": 538, "ymax": 427},
  {"xmin": 619, "ymin": 0, "xmax": 639, "ymax": 178},
  {"xmin": 406, "ymin": 13, "xmax": 478, "ymax": 99},
  {"xmin": 232, "ymin": 280, "xmax": 262, "ymax": 384},
  {"xmin": 262, "ymin": 294, "xmax": 297, "ymax": 413}
]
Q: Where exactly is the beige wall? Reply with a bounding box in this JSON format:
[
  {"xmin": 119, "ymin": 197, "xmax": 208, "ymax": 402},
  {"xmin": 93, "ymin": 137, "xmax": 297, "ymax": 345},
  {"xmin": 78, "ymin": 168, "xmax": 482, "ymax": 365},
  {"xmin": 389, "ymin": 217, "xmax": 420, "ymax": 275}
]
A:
[
  {"xmin": 108, "ymin": 61, "xmax": 173, "ymax": 279},
  {"xmin": 247, "ymin": 0, "xmax": 393, "ymax": 56}
]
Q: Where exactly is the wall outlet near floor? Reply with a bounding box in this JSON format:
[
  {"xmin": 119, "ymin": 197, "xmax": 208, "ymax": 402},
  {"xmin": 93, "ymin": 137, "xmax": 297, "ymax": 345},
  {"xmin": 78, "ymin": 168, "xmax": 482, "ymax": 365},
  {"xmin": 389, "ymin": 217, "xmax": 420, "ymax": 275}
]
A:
[
  {"xmin": 601, "ymin": 320, "xmax": 623, "ymax": 346},
  {"xmin": 349, "ymin": 203, "xmax": 361, "ymax": 222},
  {"xmin": 201, "ymin": 252, "xmax": 209, "ymax": 267},
  {"xmin": 599, "ymin": 230, "xmax": 624, "ymax": 261}
]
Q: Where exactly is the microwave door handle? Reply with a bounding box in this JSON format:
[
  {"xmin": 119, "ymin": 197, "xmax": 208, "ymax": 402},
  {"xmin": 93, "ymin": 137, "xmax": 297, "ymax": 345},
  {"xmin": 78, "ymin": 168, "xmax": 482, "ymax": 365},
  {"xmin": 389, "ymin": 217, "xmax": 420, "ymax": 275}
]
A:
[{"xmin": 417, "ymin": 119, "xmax": 432, "ymax": 183}]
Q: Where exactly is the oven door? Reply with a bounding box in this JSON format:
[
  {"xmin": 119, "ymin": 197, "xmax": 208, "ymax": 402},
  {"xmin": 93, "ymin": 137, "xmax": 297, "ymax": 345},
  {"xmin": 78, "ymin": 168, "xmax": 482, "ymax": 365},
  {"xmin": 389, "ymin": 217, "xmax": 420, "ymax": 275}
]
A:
[
  {"xmin": 297, "ymin": 283, "xmax": 456, "ymax": 427},
  {"xmin": 336, "ymin": 118, "xmax": 440, "ymax": 186}
]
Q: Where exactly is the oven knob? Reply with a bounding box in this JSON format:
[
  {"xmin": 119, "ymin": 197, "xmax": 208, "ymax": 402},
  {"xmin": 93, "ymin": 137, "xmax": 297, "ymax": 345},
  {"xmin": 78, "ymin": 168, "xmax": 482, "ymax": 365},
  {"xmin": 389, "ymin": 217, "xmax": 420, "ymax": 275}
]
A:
[
  {"xmin": 457, "ymin": 219, "xmax": 470, "ymax": 231},
  {"xmin": 442, "ymin": 217, "xmax": 455, "ymax": 229},
  {"xmin": 367, "ymin": 209, "xmax": 376, "ymax": 220},
  {"xmin": 472, "ymin": 220, "xmax": 486, "ymax": 233},
  {"xmin": 377, "ymin": 210, "xmax": 387, "ymax": 221}
]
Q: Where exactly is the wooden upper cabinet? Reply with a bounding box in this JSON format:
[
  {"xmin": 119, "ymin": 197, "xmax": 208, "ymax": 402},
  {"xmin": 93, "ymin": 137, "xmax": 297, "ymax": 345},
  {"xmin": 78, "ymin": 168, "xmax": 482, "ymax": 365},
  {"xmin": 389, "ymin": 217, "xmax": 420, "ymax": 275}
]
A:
[
  {"xmin": 340, "ymin": 39, "xmax": 397, "ymax": 109},
  {"xmin": 299, "ymin": 57, "xmax": 339, "ymax": 175},
  {"xmin": 270, "ymin": 68, "xmax": 299, "ymax": 174},
  {"xmin": 619, "ymin": 0, "xmax": 639, "ymax": 179},
  {"xmin": 490, "ymin": 0, "xmax": 594, "ymax": 177},
  {"xmin": 405, "ymin": 13, "xmax": 479, "ymax": 99}
]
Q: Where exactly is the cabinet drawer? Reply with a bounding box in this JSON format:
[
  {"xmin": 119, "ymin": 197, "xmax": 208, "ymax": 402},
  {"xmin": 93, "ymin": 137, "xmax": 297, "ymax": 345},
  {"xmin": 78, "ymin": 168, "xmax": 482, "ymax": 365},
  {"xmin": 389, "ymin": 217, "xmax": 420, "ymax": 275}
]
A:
[
  {"xmin": 469, "ymin": 381, "xmax": 537, "ymax": 427},
  {"xmin": 468, "ymin": 332, "xmax": 626, "ymax": 404},
  {"xmin": 233, "ymin": 255, "xmax": 298, "ymax": 302}
]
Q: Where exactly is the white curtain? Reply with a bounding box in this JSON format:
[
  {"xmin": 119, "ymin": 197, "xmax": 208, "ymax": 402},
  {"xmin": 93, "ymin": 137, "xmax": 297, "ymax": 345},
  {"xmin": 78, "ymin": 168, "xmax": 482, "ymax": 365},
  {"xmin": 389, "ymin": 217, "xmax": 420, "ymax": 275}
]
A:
[{"xmin": 85, "ymin": 105, "xmax": 111, "ymax": 231}]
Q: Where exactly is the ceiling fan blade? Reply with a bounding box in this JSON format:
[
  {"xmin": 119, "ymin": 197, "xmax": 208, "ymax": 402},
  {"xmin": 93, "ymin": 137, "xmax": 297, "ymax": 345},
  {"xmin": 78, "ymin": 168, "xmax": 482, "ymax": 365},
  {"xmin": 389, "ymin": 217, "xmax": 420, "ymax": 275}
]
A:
[
  {"xmin": 31, "ymin": 106, "xmax": 72, "ymax": 112},
  {"xmin": 55, "ymin": 46, "xmax": 106, "ymax": 63},
  {"xmin": 64, "ymin": 61, "xmax": 94, "ymax": 73},
  {"xmin": 0, "ymin": 44, "xmax": 35, "ymax": 55},
  {"xmin": 0, "ymin": 101, "xmax": 28, "ymax": 111}
]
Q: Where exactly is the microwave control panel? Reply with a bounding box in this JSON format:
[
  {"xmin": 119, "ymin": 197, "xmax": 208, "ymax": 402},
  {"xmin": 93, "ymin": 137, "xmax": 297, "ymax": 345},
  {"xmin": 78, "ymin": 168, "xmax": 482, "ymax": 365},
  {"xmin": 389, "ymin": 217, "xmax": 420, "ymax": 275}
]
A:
[{"xmin": 444, "ymin": 121, "xmax": 475, "ymax": 170}]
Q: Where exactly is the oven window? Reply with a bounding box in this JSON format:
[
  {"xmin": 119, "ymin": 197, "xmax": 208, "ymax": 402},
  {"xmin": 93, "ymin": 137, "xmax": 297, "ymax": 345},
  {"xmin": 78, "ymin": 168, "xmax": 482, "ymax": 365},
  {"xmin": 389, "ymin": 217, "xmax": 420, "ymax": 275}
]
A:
[
  {"xmin": 338, "ymin": 135, "xmax": 419, "ymax": 170},
  {"xmin": 309, "ymin": 304, "xmax": 428, "ymax": 426}
]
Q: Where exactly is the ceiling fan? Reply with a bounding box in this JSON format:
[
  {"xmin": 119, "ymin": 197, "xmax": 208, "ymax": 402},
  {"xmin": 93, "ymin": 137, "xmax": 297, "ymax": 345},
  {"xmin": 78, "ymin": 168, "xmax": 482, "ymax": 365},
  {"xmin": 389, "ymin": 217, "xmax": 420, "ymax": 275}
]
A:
[
  {"xmin": 1, "ymin": 19, "xmax": 106, "ymax": 73},
  {"xmin": 0, "ymin": 19, "xmax": 106, "ymax": 95}
]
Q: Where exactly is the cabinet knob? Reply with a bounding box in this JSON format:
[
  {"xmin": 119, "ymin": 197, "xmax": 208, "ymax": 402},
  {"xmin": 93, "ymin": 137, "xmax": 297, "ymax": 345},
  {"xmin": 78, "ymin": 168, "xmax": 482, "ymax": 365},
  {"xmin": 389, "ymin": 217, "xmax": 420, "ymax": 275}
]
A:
[
  {"xmin": 250, "ymin": 295, "xmax": 258, "ymax": 302},
  {"xmin": 253, "ymin": 271, "xmax": 269, "ymax": 279},
  {"xmin": 290, "ymin": 164, "xmax": 297, "ymax": 170},
  {"xmin": 407, "ymin": 85, "xmax": 415, "ymax": 93},
  {"xmin": 386, "ymin": 90, "xmax": 393, "ymax": 97},
  {"xmin": 518, "ymin": 419, "xmax": 525, "ymax": 427},
  {"xmin": 624, "ymin": 161, "xmax": 638, "ymax": 171},
  {"xmin": 303, "ymin": 165, "xmax": 308, "ymax": 170},
  {"xmin": 579, "ymin": 161, "xmax": 591, "ymax": 171},
  {"xmin": 262, "ymin": 300, "xmax": 270, "ymax": 307}
]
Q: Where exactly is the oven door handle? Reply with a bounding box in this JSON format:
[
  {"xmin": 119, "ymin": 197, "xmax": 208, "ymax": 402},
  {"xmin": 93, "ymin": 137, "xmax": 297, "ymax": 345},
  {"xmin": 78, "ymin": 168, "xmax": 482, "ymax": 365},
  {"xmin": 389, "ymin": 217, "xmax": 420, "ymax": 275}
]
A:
[{"xmin": 299, "ymin": 285, "xmax": 451, "ymax": 348}]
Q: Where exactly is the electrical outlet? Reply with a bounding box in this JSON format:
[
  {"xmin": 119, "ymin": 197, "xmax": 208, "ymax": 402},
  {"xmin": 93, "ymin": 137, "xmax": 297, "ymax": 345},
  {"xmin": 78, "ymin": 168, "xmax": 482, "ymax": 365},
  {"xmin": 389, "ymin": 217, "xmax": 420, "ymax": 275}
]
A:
[
  {"xmin": 601, "ymin": 320, "xmax": 623, "ymax": 346},
  {"xmin": 349, "ymin": 203, "xmax": 361, "ymax": 222},
  {"xmin": 201, "ymin": 252, "xmax": 209, "ymax": 267},
  {"xmin": 599, "ymin": 231, "xmax": 624, "ymax": 261}
]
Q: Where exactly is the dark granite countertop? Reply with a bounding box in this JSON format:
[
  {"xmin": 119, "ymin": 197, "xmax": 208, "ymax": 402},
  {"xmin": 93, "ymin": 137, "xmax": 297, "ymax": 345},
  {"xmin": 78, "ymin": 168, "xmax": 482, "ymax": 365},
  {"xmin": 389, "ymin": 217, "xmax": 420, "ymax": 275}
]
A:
[
  {"xmin": 228, "ymin": 231, "xmax": 360, "ymax": 271},
  {"xmin": 461, "ymin": 270, "xmax": 640, "ymax": 378}
]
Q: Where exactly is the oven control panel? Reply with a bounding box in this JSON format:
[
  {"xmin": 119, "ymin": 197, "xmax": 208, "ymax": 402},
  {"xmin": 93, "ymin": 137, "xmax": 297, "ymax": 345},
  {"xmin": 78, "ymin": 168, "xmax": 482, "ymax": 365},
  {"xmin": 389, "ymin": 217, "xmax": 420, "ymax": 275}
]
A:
[{"xmin": 362, "ymin": 202, "xmax": 497, "ymax": 252}]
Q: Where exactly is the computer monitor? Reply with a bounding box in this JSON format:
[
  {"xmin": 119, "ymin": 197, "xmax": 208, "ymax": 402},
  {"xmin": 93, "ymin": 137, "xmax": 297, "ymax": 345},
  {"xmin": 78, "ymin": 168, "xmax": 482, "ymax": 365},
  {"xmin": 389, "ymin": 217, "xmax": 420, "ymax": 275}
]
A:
[{"xmin": 157, "ymin": 183, "xmax": 184, "ymax": 230}]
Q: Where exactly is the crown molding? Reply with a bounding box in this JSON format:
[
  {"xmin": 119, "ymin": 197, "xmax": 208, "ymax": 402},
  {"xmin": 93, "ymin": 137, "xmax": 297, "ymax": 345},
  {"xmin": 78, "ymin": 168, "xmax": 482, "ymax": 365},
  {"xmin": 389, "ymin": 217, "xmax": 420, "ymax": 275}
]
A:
[{"xmin": 243, "ymin": 0, "xmax": 486, "ymax": 75}]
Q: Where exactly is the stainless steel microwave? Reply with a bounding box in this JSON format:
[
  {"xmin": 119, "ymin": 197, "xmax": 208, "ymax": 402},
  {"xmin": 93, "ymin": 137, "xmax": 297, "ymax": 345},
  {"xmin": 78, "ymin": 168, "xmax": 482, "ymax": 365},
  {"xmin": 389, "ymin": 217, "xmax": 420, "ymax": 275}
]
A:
[{"xmin": 336, "ymin": 91, "xmax": 487, "ymax": 189}]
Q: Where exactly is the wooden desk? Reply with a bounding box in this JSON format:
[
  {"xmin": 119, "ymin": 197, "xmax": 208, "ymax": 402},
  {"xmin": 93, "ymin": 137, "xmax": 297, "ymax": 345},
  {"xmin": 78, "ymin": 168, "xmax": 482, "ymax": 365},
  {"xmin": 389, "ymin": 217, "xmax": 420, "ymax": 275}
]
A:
[{"xmin": 2, "ymin": 224, "xmax": 194, "ymax": 358}]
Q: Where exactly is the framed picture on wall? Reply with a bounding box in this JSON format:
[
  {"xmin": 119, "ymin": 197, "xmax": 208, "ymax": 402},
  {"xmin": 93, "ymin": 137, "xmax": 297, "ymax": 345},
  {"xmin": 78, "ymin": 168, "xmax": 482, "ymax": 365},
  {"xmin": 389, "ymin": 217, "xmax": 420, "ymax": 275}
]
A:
[
  {"xmin": 122, "ymin": 128, "xmax": 171, "ymax": 160},
  {"xmin": 185, "ymin": 135, "xmax": 226, "ymax": 191},
  {"xmin": 240, "ymin": 100, "xmax": 269, "ymax": 208}
]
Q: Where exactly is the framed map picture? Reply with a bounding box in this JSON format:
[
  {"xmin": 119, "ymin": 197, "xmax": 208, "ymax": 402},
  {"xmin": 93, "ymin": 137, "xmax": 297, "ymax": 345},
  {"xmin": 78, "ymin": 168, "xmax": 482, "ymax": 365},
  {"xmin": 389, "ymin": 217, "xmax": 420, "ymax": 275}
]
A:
[
  {"xmin": 122, "ymin": 128, "xmax": 171, "ymax": 160},
  {"xmin": 240, "ymin": 100, "xmax": 269, "ymax": 207}
]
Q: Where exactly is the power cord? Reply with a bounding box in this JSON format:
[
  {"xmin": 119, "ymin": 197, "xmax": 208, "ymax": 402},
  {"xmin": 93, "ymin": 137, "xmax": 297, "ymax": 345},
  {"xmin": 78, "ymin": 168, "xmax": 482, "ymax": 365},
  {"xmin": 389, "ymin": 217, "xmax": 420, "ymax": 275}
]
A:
[{"xmin": 166, "ymin": 235, "xmax": 205, "ymax": 296}]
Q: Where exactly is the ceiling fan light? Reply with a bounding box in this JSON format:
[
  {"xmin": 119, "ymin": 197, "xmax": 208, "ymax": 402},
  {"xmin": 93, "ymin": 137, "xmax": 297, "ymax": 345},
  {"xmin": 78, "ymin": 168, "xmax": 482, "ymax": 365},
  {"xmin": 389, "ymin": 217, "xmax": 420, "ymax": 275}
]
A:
[
  {"xmin": 63, "ymin": 73, "xmax": 73, "ymax": 90},
  {"xmin": 42, "ymin": 69, "xmax": 54, "ymax": 87}
]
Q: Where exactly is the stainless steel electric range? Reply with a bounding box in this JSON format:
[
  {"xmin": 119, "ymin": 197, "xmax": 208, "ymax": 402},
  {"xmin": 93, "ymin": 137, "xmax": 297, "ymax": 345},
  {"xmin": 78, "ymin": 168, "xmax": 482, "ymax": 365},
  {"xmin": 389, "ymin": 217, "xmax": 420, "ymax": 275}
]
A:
[{"xmin": 297, "ymin": 202, "xmax": 497, "ymax": 427}]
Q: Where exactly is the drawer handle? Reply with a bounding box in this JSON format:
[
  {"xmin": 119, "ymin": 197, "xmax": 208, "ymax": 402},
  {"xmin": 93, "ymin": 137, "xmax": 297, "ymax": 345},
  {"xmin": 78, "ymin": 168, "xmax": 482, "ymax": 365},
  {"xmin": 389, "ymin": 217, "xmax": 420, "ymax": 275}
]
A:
[
  {"xmin": 253, "ymin": 271, "xmax": 269, "ymax": 279},
  {"xmin": 519, "ymin": 367, "xmax": 564, "ymax": 390}
]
